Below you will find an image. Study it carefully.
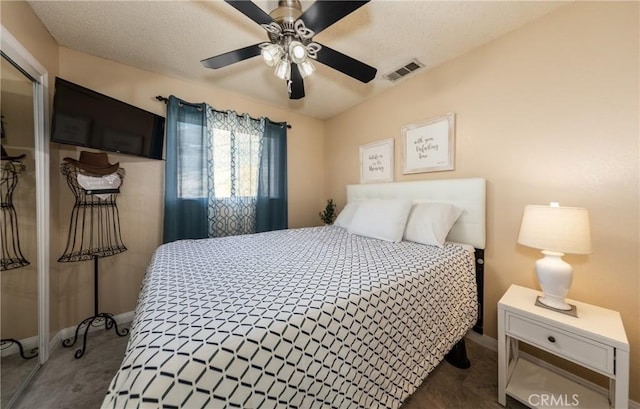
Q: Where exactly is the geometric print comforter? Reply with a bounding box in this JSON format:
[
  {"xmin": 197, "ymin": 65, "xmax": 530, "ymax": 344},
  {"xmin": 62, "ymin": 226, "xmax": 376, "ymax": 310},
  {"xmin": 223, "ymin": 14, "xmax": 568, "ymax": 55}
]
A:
[{"xmin": 102, "ymin": 226, "xmax": 478, "ymax": 409}]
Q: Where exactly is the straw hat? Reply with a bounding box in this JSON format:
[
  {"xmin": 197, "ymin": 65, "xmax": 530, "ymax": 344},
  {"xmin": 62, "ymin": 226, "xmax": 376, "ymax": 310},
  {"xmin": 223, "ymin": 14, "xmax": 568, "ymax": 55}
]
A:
[{"xmin": 63, "ymin": 151, "xmax": 119, "ymax": 175}]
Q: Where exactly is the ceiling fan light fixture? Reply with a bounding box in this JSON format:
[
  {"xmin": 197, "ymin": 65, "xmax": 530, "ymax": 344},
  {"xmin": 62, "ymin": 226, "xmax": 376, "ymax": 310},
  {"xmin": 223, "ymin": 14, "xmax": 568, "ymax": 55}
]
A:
[
  {"xmin": 274, "ymin": 58, "xmax": 291, "ymax": 81},
  {"xmin": 298, "ymin": 60, "xmax": 315, "ymax": 78},
  {"xmin": 261, "ymin": 43, "xmax": 284, "ymax": 67},
  {"xmin": 204, "ymin": 0, "xmax": 378, "ymax": 100},
  {"xmin": 289, "ymin": 41, "xmax": 307, "ymax": 64}
]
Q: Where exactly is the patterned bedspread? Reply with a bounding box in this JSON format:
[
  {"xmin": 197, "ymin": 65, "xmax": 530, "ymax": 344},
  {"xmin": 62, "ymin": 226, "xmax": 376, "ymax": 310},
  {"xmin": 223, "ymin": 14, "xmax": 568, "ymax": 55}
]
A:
[{"xmin": 102, "ymin": 226, "xmax": 478, "ymax": 409}]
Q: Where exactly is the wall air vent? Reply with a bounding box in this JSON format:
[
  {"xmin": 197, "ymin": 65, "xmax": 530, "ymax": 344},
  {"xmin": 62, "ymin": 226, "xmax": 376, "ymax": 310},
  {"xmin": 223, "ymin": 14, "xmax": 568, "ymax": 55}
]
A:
[{"xmin": 383, "ymin": 59, "xmax": 425, "ymax": 82}]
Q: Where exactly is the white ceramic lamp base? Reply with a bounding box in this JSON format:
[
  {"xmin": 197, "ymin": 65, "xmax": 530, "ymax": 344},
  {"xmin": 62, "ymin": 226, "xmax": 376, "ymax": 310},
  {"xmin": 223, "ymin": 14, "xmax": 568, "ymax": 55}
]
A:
[{"xmin": 535, "ymin": 250, "xmax": 573, "ymax": 311}]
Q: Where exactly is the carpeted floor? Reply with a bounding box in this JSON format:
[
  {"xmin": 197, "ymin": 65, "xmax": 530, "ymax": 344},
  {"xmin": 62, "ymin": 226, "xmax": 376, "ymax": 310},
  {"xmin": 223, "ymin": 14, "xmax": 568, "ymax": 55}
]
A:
[{"xmin": 13, "ymin": 328, "xmax": 527, "ymax": 409}]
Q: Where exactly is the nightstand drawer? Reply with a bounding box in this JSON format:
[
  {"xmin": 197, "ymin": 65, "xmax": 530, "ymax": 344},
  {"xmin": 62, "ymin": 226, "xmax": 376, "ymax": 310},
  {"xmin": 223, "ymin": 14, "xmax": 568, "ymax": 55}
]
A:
[{"xmin": 505, "ymin": 312, "xmax": 615, "ymax": 376}]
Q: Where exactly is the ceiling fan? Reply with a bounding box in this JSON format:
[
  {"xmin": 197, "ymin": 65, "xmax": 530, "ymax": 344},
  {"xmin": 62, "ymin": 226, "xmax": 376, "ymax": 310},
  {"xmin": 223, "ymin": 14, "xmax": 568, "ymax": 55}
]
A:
[{"xmin": 201, "ymin": 0, "xmax": 377, "ymax": 100}]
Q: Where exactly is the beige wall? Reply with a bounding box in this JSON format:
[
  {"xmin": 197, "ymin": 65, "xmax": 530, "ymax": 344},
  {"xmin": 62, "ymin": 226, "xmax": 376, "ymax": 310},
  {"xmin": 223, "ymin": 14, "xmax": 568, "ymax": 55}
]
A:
[
  {"xmin": 325, "ymin": 1, "xmax": 639, "ymax": 400},
  {"xmin": 55, "ymin": 47, "xmax": 325, "ymax": 327},
  {"xmin": 1, "ymin": 0, "xmax": 61, "ymax": 339}
]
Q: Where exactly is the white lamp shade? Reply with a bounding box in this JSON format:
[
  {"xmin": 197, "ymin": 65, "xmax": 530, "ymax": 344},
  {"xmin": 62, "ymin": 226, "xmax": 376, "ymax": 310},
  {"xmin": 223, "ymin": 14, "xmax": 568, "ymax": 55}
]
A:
[{"xmin": 518, "ymin": 204, "xmax": 592, "ymax": 254}]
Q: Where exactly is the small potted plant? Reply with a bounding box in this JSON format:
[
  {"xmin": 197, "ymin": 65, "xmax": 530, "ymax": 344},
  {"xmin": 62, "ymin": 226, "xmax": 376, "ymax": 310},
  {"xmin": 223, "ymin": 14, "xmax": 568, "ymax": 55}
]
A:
[{"xmin": 319, "ymin": 199, "xmax": 337, "ymax": 225}]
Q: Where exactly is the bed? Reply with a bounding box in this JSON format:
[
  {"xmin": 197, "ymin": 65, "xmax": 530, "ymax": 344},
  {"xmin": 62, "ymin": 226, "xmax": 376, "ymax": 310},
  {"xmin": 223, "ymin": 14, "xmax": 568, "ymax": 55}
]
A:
[{"xmin": 102, "ymin": 178, "xmax": 486, "ymax": 409}]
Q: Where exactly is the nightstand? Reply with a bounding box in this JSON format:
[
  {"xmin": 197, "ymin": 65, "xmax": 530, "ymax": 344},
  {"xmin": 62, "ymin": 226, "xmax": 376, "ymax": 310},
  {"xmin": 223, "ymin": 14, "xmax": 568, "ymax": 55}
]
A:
[{"xmin": 498, "ymin": 285, "xmax": 629, "ymax": 409}]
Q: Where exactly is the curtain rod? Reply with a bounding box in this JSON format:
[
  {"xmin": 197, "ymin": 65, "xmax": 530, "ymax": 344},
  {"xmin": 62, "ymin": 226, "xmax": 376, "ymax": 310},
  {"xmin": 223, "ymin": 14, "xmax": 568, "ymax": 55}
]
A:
[{"xmin": 155, "ymin": 96, "xmax": 291, "ymax": 129}]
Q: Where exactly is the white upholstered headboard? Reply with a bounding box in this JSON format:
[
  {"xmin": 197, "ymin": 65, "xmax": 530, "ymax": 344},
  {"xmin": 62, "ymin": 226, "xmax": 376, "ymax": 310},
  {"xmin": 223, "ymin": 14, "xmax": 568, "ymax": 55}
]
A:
[{"xmin": 346, "ymin": 178, "xmax": 486, "ymax": 249}]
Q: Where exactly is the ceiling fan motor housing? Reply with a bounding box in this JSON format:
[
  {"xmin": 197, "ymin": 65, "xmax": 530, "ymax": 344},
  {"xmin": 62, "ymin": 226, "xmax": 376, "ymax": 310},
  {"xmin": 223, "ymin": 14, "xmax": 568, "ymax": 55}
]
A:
[
  {"xmin": 265, "ymin": 0, "xmax": 314, "ymax": 51},
  {"xmin": 270, "ymin": 0, "xmax": 303, "ymax": 26}
]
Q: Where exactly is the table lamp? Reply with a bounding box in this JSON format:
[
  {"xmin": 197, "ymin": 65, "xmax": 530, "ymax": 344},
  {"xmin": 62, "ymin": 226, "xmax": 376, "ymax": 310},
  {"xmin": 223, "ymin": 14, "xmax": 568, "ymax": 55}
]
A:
[{"xmin": 517, "ymin": 203, "xmax": 592, "ymax": 312}]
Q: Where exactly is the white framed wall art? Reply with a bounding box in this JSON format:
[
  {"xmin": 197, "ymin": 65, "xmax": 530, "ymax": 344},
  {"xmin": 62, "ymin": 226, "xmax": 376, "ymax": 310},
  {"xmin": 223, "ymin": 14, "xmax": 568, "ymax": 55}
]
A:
[
  {"xmin": 359, "ymin": 138, "xmax": 394, "ymax": 184},
  {"xmin": 402, "ymin": 112, "xmax": 455, "ymax": 174}
]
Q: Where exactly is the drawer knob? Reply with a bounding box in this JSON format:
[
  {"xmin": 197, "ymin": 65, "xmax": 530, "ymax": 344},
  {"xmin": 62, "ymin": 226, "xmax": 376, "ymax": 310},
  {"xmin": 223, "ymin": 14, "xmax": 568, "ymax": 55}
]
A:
[{"xmin": 548, "ymin": 336, "xmax": 556, "ymax": 343}]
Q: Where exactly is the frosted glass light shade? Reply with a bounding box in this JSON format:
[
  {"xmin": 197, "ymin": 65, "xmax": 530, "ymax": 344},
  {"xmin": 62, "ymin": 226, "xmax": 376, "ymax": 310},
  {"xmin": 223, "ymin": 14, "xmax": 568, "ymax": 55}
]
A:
[
  {"xmin": 518, "ymin": 204, "xmax": 591, "ymax": 254},
  {"xmin": 274, "ymin": 59, "xmax": 291, "ymax": 80},
  {"xmin": 261, "ymin": 40, "xmax": 317, "ymax": 80},
  {"xmin": 289, "ymin": 41, "xmax": 307, "ymax": 64},
  {"xmin": 261, "ymin": 44, "xmax": 284, "ymax": 67},
  {"xmin": 298, "ymin": 60, "xmax": 315, "ymax": 78}
]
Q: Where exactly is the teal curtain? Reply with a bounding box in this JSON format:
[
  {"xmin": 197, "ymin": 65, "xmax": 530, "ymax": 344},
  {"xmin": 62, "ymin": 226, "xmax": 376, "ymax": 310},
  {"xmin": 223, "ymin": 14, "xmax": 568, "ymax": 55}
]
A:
[
  {"xmin": 162, "ymin": 96, "xmax": 208, "ymax": 243},
  {"xmin": 256, "ymin": 121, "xmax": 288, "ymax": 232},
  {"xmin": 163, "ymin": 97, "xmax": 287, "ymax": 241}
]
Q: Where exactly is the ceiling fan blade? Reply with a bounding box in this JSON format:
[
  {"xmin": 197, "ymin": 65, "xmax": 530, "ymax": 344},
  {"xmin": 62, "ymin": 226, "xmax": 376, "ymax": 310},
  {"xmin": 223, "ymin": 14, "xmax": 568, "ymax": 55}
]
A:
[
  {"xmin": 299, "ymin": 1, "xmax": 370, "ymax": 35},
  {"xmin": 224, "ymin": 0, "xmax": 274, "ymax": 25},
  {"xmin": 288, "ymin": 64, "xmax": 305, "ymax": 100},
  {"xmin": 201, "ymin": 44, "xmax": 262, "ymax": 69},
  {"xmin": 315, "ymin": 43, "xmax": 376, "ymax": 83}
]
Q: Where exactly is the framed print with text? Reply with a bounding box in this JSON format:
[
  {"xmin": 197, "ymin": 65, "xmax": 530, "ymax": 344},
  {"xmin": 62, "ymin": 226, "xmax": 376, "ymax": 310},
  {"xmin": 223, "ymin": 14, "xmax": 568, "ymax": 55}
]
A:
[
  {"xmin": 402, "ymin": 112, "xmax": 455, "ymax": 174},
  {"xmin": 359, "ymin": 138, "xmax": 394, "ymax": 183}
]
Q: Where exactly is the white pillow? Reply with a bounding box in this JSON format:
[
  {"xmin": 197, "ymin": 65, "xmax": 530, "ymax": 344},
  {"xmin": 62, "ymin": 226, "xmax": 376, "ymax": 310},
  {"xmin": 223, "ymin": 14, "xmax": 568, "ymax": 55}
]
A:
[
  {"xmin": 334, "ymin": 201, "xmax": 360, "ymax": 228},
  {"xmin": 403, "ymin": 203, "xmax": 463, "ymax": 247},
  {"xmin": 348, "ymin": 199, "xmax": 413, "ymax": 242}
]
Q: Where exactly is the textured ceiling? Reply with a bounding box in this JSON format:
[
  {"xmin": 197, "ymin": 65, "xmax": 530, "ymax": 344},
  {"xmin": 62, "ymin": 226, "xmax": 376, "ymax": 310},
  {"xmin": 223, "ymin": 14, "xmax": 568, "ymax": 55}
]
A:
[{"xmin": 27, "ymin": 0, "xmax": 567, "ymax": 120}]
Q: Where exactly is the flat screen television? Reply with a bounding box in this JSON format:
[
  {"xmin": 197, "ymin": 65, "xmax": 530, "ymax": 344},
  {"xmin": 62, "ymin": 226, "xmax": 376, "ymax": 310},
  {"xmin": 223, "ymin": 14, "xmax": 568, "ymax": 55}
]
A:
[{"xmin": 51, "ymin": 77, "xmax": 165, "ymax": 160}]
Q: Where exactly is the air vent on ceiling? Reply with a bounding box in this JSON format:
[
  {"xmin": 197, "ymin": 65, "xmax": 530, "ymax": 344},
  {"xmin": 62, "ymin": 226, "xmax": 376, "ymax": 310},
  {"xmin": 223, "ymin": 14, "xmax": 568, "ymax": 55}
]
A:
[{"xmin": 383, "ymin": 59, "xmax": 424, "ymax": 82}]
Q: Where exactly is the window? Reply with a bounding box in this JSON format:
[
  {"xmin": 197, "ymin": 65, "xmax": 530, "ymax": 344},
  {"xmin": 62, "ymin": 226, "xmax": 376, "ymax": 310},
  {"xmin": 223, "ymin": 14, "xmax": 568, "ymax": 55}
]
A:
[
  {"xmin": 210, "ymin": 128, "xmax": 261, "ymax": 199},
  {"xmin": 177, "ymin": 121, "xmax": 206, "ymax": 199}
]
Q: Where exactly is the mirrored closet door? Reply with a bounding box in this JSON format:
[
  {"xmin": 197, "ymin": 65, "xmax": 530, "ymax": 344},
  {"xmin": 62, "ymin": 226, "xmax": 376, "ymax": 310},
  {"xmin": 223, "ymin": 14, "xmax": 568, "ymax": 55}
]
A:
[
  {"xmin": 1, "ymin": 25, "xmax": 50, "ymax": 409},
  {"xmin": 1, "ymin": 52, "xmax": 39, "ymax": 409}
]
